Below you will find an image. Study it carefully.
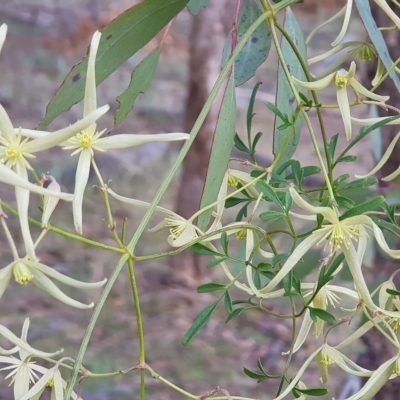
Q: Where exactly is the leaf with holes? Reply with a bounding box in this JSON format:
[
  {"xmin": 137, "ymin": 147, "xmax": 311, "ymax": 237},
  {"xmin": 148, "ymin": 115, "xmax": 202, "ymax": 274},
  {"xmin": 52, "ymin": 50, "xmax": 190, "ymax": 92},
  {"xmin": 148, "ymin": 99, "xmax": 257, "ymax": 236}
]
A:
[
  {"xmin": 115, "ymin": 48, "xmax": 161, "ymax": 126},
  {"xmin": 222, "ymin": 0, "xmax": 271, "ymax": 86},
  {"xmin": 38, "ymin": 0, "xmax": 188, "ymax": 128}
]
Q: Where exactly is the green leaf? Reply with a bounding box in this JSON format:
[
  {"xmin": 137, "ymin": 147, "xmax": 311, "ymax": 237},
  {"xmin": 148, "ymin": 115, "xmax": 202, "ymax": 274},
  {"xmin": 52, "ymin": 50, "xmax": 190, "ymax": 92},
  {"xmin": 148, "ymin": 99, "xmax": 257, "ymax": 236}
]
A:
[
  {"xmin": 340, "ymin": 196, "xmax": 385, "ymax": 220},
  {"xmin": 296, "ymin": 388, "xmax": 328, "ymax": 396},
  {"xmin": 247, "ymin": 82, "xmax": 262, "ymax": 138},
  {"xmin": 326, "ymin": 134, "xmax": 339, "ymax": 165},
  {"xmin": 225, "ymin": 197, "xmax": 249, "ymax": 208},
  {"xmin": 253, "ymin": 271, "xmax": 262, "ymax": 290},
  {"xmin": 336, "ymin": 155, "xmax": 357, "ymax": 163},
  {"xmin": 259, "ymin": 210, "xmax": 284, "ymax": 221},
  {"xmin": 190, "ymin": 243, "xmax": 222, "ymax": 256},
  {"xmin": 222, "ymin": 0, "xmax": 271, "ymax": 86},
  {"xmin": 335, "ymin": 196, "xmax": 355, "ymax": 209},
  {"xmin": 187, "ymin": 0, "xmax": 210, "ymax": 14},
  {"xmin": 221, "ymin": 232, "xmax": 229, "ymax": 255},
  {"xmin": 272, "ymin": 253, "xmax": 290, "ymax": 266},
  {"xmin": 115, "ymin": 48, "xmax": 161, "ymax": 126},
  {"xmin": 225, "ymin": 307, "xmax": 248, "ymax": 323},
  {"xmin": 291, "ymin": 160, "xmax": 302, "ymax": 185},
  {"xmin": 198, "ymin": 75, "xmax": 236, "ymax": 231},
  {"xmin": 284, "ymin": 190, "xmax": 293, "ymax": 210},
  {"xmin": 182, "ymin": 301, "xmax": 219, "ymax": 346},
  {"xmin": 318, "ymin": 253, "xmax": 345, "ymax": 289},
  {"xmin": 234, "ymin": 133, "xmax": 249, "ymax": 153},
  {"xmin": 197, "ymin": 283, "xmax": 226, "ymax": 293},
  {"xmin": 273, "ymin": 7, "xmax": 307, "ymax": 168},
  {"xmin": 255, "ymin": 181, "xmax": 283, "ymax": 207},
  {"xmin": 224, "ymin": 291, "xmax": 233, "ymax": 314},
  {"xmin": 386, "ymin": 288, "xmax": 400, "ymax": 296},
  {"xmin": 243, "ymin": 367, "xmax": 268, "ymax": 382},
  {"xmin": 341, "ymin": 177, "xmax": 377, "ymax": 190},
  {"xmin": 207, "ymin": 257, "xmax": 228, "ymax": 268},
  {"xmin": 38, "ymin": 0, "xmax": 188, "ymax": 128},
  {"xmin": 355, "ymin": 0, "xmax": 400, "ymax": 92},
  {"xmin": 308, "ymin": 307, "xmax": 336, "ymax": 323}
]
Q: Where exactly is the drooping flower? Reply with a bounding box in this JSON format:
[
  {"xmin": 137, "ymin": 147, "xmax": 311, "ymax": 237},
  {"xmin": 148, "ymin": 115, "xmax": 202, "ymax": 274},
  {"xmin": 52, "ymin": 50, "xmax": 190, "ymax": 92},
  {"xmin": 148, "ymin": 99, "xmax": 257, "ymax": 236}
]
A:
[
  {"xmin": 0, "ymin": 319, "xmax": 62, "ymax": 400},
  {"xmin": 259, "ymin": 187, "xmax": 400, "ymax": 317},
  {"xmin": 0, "ymin": 257, "xmax": 106, "ymax": 309},
  {"xmin": 292, "ymin": 61, "xmax": 389, "ymax": 141}
]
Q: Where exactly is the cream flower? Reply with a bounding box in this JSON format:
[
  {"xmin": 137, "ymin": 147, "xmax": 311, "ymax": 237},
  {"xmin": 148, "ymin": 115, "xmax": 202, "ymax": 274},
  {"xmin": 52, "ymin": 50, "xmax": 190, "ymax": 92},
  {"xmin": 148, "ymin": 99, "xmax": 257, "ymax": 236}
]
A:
[
  {"xmin": 0, "ymin": 319, "xmax": 61, "ymax": 400},
  {"xmin": 292, "ymin": 61, "xmax": 389, "ymax": 140},
  {"xmin": 52, "ymin": 31, "xmax": 188, "ymax": 234},
  {"xmin": 0, "ymin": 257, "xmax": 106, "ymax": 309},
  {"xmin": 259, "ymin": 187, "xmax": 400, "ymax": 317},
  {"xmin": 0, "ymin": 104, "xmax": 109, "ymax": 259},
  {"xmin": 374, "ymin": 0, "xmax": 400, "ymax": 31}
]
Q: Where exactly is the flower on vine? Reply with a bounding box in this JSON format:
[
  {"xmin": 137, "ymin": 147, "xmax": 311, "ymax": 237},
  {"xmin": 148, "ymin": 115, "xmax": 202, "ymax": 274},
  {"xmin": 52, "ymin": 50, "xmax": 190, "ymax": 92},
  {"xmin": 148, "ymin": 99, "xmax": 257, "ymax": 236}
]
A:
[
  {"xmin": 354, "ymin": 130, "xmax": 400, "ymax": 182},
  {"xmin": 258, "ymin": 187, "xmax": 400, "ymax": 317},
  {"xmin": 19, "ymin": 364, "xmax": 71, "ymax": 400},
  {"xmin": 225, "ymin": 168, "xmax": 259, "ymax": 198},
  {"xmin": 292, "ymin": 61, "xmax": 389, "ymax": 141},
  {"xmin": 32, "ymin": 31, "xmax": 188, "ymax": 234},
  {"xmin": 0, "ymin": 319, "xmax": 62, "ymax": 400},
  {"xmin": 0, "ymin": 103, "xmax": 109, "ymax": 259},
  {"xmin": 0, "ymin": 257, "xmax": 106, "ymax": 309}
]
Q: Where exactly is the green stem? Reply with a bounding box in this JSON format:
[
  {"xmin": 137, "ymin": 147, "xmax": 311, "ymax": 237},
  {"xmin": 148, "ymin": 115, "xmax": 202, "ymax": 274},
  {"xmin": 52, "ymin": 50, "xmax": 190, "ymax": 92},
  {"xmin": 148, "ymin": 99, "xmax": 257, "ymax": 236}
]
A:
[
  {"xmin": 127, "ymin": 258, "xmax": 146, "ymax": 399},
  {"xmin": 0, "ymin": 200, "xmax": 124, "ymax": 254},
  {"xmin": 65, "ymin": 2, "xmax": 299, "ymax": 398}
]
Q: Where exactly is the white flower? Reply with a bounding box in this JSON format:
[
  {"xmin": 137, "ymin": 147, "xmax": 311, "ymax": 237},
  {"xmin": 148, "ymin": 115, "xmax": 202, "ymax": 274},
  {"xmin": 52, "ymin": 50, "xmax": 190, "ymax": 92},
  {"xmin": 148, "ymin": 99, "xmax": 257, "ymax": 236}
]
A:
[
  {"xmin": 292, "ymin": 62, "xmax": 389, "ymax": 140},
  {"xmin": 0, "ymin": 257, "xmax": 106, "ymax": 309},
  {"xmin": 0, "ymin": 103, "xmax": 109, "ymax": 259},
  {"xmin": 0, "ymin": 319, "xmax": 62, "ymax": 400},
  {"xmin": 259, "ymin": 187, "xmax": 400, "ymax": 317}
]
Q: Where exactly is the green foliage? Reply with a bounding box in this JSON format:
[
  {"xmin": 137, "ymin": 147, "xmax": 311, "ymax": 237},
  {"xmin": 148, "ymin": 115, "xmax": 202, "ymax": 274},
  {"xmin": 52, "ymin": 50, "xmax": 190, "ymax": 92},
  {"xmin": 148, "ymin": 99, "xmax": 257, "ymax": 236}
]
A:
[{"xmin": 187, "ymin": 0, "xmax": 210, "ymax": 14}]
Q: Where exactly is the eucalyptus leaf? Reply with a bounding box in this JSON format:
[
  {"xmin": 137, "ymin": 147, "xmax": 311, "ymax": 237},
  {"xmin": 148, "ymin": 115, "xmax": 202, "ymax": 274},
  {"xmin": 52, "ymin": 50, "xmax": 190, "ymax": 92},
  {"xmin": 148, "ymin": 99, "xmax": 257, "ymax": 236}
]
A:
[
  {"xmin": 187, "ymin": 0, "xmax": 210, "ymax": 14},
  {"xmin": 115, "ymin": 48, "xmax": 161, "ymax": 126},
  {"xmin": 38, "ymin": 0, "xmax": 188, "ymax": 128},
  {"xmin": 222, "ymin": 0, "xmax": 271, "ymax": 86},
  {"xmin": 198, "ymin": 75, "xmax": 236, "ymax": 231},
  {"xmin": 273, "ymin": 8, "xmax": 307, "ymax": 168}
]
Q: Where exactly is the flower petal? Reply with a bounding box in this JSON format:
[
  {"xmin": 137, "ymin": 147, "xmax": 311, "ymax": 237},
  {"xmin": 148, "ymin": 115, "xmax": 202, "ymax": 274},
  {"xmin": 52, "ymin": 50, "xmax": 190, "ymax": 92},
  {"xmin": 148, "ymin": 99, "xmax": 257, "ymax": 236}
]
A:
[
  {"xmin": 371, "ymin": 222, "xmax": 400, "ymax": 258},
  {"xmin": 334, "ymin": 319, "xmax": 375, "ymax": 350},
  {"xmin": 349, "ymin": 77, "xmax": 389, "ymax": 103},
  {"xmin": 283, "ymin": 309, "xmax": 313, "ymax": 355},
  {"xmin": 336, "ymin": 86, "xmax": 352, "ymax": 140},
  {"xmin": 374, "ymin": 0, "xmax": 400, "ymax": 30},
  {"xmin": 96, "ymin": 132, "xmax": 190, "ymax": 150},
  {"xmin": 331, "ymin": 0, "xmax": 353, "ymax": 46},
  {"xmin": 292, "ymin": 73, "xmax": 335, "ymax": 91},
  {"xmin": 18, "ymin": 318, "xmax": 30, "ymax": 362},
  {"xmin": 19, "ymin": 368, "xmax": 54, "ymax": 400},
  {"xmin": 0, "ymin": 163, "xmax": 73, "ymax": 201},
  {"xmin": 0, "ymin": 263, "xmax": 13, "ymax": 303},
  {"xmin": 0, "ymin": 24, "xmax": 7, "ymax": 55},
  {"xmin": 355, "ymin": 131, "xmax": 400, "ymax": 179},
  {"xmin": 29, "ymin": 260, "xmax": 107, "ymax": 289},
  {"xmin": 350, "ymin": 116, "xmax": 400, "ymax": 127},
  {"xmin": 26, "ymin": 105, "xmax": 109, "ymax": 154},
  {"xmin": 260, "ymin": 231, "xmax": 327, "ymax": 293},
  {"xmin": 84, "ymin": 31, "xmax": 101, "ymax": 119},
  {"xmin": 0, "ymin": 104, "xmax": 15, "ymax": 143},
  {"xmin": 32, "ymin": 269, "xmax": 94, "ymax": 309},
  {"xmin": 73, "ymin": 149, "xmax": 92, "ymax": 234},
  {"xmin": 14, "ymin": 363, "xmax": 31, "ymax": 400}
]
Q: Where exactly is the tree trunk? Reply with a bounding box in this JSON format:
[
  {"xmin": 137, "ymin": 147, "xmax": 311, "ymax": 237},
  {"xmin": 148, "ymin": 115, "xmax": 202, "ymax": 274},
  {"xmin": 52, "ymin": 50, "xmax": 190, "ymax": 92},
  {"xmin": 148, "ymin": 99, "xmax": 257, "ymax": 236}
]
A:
[{"xmin": 168, "ymin": 1, "xmax": 235, "ymax": 287}]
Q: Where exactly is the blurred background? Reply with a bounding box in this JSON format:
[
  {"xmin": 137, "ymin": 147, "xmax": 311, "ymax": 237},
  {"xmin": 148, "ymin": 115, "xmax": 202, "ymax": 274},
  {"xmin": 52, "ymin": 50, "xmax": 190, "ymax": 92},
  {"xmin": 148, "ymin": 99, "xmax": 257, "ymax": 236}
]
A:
[{"xmin": 0, "ymin": 1, "xmax": 382, "ymax": 399}]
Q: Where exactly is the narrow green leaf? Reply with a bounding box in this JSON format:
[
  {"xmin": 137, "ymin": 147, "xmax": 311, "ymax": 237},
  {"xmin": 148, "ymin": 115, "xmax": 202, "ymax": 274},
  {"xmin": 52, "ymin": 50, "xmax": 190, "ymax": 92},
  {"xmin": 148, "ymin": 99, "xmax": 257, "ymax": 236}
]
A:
[
  {"xmin": 247, "ymin": 82, "xmax": 262, "ymax": 136},
  {"xmin": 255, "ymin": 181, "xmax": 283, "ymax": 207},
  {"xmin": 340, "ymin": 196, "xmax": 385, "ymax": 220},
  {"xmin": 341, "ymin": 177, "xmax": 377, "ymax": 189},
  {"xmin": 253, "ymin": 271, "xmax": 262, "ymax": 290},
  {"xmin": 336, "ymin": 155, "xmax": 358, "ymax": 163},
  {"xmin": 355, "ymin": 0, "xmax": 400, "ymax": 92},
  {"xmin": 326, "ymin": 134, "xmax": 339, "ymax": 165},
  {"xmin": 189, "ymin": 243, "xmax": 222, "ymax": 256},
  {"xmin": 38, "ymin": 0, "xmax": 188, "ymax": 128},
  {"xmin": 182, "ymin": 301, "xmax": 219, "ymax": 346},
  {"xmin": 335, "ymin": 196, "xmax": 355, "ymax": 209},
  {"xmin": 284, "ymin": 190, "xmax": 293, "ymax": 210},
  {"xmin": 222, "ymin": 0, "xmax": 271, "ymax": 86},
  {"xmin": 272, "ymin": 253, "xmax": 290, "ymax": 266},
  {"xmin": 243, "ymin": 367, "xmax": 267, "ymax": 381},
  {"xmin": 197, "ymin": 283, "xmax": 226, "ymax": 293},
  {"xmin": 308, "ymin": 307, "xmax": 336, "ymax": 323},
  {"xmin": 225, "ymin": 307, "xmax": 248, "ymax": 323},
  {"xmin": 273, "ymin": 8, "xmax": 307, "ymax": 168},
  {"xmin": 207, "ymin": 257, "xmax": 227, "ymax": 268},
  {"xmin": 187, "ymin": 0, "xmax": 210, "ymax": 14},
  {"xmin": 296, "ymin": 388, "xmax": 328, "ymax": 396},
  {"xmin": 221, "ymin": 232, "xmax": 229, "ymax": 255},
  {"xmin": 198, "ymin": 75, "xmax": 236, "ymax": 230},
  {"xmin": 259, "ymin": 210, "xmax": 284, "ymax": 221},
  {"xmin": 115, "ymin": 48, "xmax": 161, "ymax": 126},
  {"xmin": 234, "ymin": 133, "xmax": 249, "ymax": 153},
  {"xmin": 225, "ymin": 197, "xmax": 248, "ymax": 208},
  {"xmin": 224, "ymin": 291, "xmax": 233, "ymax": 314},
  {"xmin": 386, "ymin": 288, "xmax": 400, "ymax": 296}
]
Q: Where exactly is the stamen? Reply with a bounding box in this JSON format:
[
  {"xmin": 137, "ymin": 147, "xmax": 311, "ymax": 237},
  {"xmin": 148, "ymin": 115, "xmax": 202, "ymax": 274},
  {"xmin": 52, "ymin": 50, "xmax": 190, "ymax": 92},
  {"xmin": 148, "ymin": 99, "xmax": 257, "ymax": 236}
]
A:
[{"xmin": 13, "ymin": 261, "xmax": 34, "ymax": 285}]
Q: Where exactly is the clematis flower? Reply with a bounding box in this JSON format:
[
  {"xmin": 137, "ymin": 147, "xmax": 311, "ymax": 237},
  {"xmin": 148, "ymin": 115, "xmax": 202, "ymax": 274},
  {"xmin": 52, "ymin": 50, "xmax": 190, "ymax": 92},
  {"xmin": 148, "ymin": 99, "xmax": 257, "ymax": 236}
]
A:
[
  {"xmin": 258, "ymin": 187, "xmax": 400, "ymax": 317},
  {"xmin": 30, "ymin": 31, "xmax": 188, "ymax": 234},
  {"xmin": 0, "ymin": 319, "xmax": 62, "ymax": 400},
  {"xmin": 292, "ymin": 61, "xmax": 389, "ymax": 141},
  {"xmin": 19, "ymin": 364, "xmax": 75, "ymax": 400},
  {"xmin": 0, "ymin": 256, "xmax": 106, "ymax": 309},
  {"xmin": 0, "ymin": 103, "xmax": 109, "ymax": 259}
]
